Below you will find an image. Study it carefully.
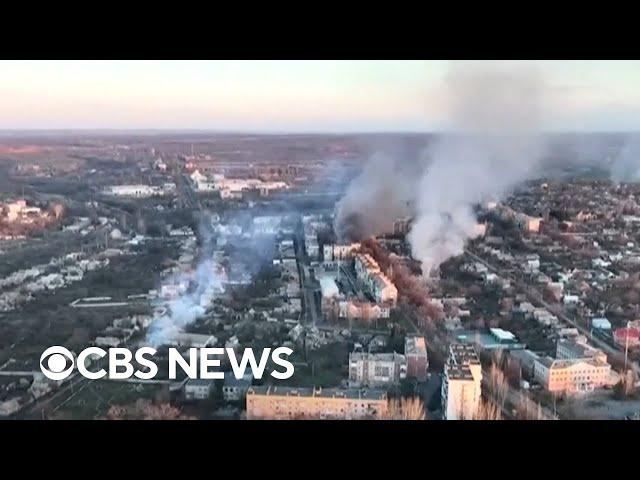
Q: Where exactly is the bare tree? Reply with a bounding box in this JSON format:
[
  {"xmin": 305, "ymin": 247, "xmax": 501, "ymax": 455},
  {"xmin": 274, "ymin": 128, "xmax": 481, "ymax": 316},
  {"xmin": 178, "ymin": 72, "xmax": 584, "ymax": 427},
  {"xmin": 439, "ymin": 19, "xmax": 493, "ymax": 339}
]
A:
[
  {"xmin": 516, "ymin": 395, "xmax": 544, "ymax": 420},
  {"xmin": 474, "ymin": 399, "xmax": 502, "ymax": 420},
  {"xmin": 613, "ymin": 369, "xmax": 637, "ymax": 399},
  {"xmin": 381, "ymin": 397, "xmax": 427, "ymax": 420},
  {"xmin": 488, "ymin": 361, "xmax": 509, "ymax": 408}
]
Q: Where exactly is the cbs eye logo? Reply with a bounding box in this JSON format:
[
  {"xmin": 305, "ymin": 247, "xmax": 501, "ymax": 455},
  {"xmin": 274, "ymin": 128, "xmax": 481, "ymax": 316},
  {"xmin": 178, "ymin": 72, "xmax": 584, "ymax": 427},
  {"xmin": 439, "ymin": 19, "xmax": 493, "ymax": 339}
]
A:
[{"xmin": 40, "ymin": 346, "xmax": 75, "ymax": 380}]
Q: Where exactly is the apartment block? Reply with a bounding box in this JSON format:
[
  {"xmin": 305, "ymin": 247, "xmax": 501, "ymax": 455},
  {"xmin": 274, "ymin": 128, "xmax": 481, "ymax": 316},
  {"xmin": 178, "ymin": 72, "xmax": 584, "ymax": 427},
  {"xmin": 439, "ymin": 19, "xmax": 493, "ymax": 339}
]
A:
[
  {"xmin": 405, "ymin": 336, "xmax": 429, "ymax": 381},
  {"xmin": 348, "ymin": 352, "xmax": 407, "ymax": 387},
  {"xmin": 441, "ymin": 344, "xmax": 482, "ymax": 420},
  {"xmin": 246, "ymin": 386, "xmax": 388, "ymax": 420}
]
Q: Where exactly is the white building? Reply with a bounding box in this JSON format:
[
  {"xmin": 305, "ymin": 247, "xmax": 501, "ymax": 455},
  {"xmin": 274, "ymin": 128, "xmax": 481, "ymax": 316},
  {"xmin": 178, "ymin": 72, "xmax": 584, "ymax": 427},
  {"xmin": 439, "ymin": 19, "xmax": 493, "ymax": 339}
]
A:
[
  {"xmin": 95, "ymin": 336, "xmax": 121, "ymax": 348},
  {"xmin": 164, "ymin": 332, "xmax": 217, "ymax": 348},
  {"xmin": 591, "ymin": 317, "xmax": 611, "ymax": 330},
  {"xmin": 103, "ymin": 184, "xmax": 175, "ymax": 198},
  {"xmin": 355, "ymin": 253, "xmax": 380, "ymax": 280},
  {"xmin": 563, "ymin": 294, "xmax": 580, "ymax": 305},
  {"xmin": 323, "ymin": 243, "xmax": 360, "ymax": 263},
  {"xmin": 441, "ymin": 344, "xmax": 482, "ymax": 420},
  {"xmin": 348, "ymin": 352, "xmax": 407, "ymax": 388},
  {"xmin": 354, "ymin": 254, "xmax": 397, "ymax": 306},
  {"xmin": 369, "ymin": 272, "xmax": 398, "ymax": 305},
  {"xmin": 319, "ymin": 276, "xmax": 340, "ymax": 300},
  {"xmin": 185, "ymin": 379, "xmax": 215, "ymax": 400},
  {"xmin": 190, "ymin": 170, "xmax": 218, "ymax": 192}
]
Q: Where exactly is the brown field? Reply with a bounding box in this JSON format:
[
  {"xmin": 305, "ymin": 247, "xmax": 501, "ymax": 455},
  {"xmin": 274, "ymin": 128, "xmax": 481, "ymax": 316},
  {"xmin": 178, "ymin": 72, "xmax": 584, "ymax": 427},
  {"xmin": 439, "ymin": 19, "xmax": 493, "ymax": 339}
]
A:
[{"xmin": 0, "ymin": 145, "xmax": 43, "ymax": 155}]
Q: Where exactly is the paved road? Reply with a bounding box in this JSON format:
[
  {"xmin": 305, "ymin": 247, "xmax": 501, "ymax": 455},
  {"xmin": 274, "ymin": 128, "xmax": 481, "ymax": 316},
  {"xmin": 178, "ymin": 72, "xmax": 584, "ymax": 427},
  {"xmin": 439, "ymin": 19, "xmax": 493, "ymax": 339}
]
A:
[
  {"xmin": 293, "ymin": 231, "xmax": 318, "ymax": 326},
  {"xmin": 175, "ymin": 173, "xmax": 201, "ymax": 210}
]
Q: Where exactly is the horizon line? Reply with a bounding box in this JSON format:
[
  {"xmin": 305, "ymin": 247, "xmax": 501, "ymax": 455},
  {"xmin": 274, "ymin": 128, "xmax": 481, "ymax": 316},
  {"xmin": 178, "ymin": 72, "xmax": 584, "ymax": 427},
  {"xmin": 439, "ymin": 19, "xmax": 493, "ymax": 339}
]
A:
[{"xmin": 0, "ymin": 128, "xmax": 639, "ymax": 137}]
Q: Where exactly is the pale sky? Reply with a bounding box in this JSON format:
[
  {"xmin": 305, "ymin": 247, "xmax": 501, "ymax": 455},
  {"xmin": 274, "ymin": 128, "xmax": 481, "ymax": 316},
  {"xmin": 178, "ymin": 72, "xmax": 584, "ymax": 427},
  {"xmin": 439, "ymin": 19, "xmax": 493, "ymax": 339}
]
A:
[{"xmin": 1, "ymin": 60, "xmax": 640, "ymax": 132}]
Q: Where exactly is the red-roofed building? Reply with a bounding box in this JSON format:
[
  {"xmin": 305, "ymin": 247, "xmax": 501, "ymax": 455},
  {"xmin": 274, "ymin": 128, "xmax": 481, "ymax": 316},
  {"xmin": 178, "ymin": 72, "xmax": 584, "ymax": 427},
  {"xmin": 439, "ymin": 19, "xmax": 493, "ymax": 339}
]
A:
[{"xmin": 613, "ymin": 327, "xmax": 640, "ymax": 348}]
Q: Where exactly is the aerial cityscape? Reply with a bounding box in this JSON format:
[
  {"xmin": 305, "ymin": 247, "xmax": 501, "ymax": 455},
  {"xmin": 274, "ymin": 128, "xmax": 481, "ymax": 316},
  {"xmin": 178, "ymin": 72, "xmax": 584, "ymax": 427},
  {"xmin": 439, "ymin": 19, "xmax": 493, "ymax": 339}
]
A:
[{"xmin": 2, "ymin": 60, "xmax": 640, "ymax": 420}]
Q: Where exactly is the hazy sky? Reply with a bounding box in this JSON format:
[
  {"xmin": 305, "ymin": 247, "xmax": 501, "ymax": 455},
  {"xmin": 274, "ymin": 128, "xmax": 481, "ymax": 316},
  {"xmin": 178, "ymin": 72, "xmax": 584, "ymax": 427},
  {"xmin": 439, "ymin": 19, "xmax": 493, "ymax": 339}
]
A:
[{"xmin": 1, "ymin": 60, "xmax": 640, "ymax": 132}]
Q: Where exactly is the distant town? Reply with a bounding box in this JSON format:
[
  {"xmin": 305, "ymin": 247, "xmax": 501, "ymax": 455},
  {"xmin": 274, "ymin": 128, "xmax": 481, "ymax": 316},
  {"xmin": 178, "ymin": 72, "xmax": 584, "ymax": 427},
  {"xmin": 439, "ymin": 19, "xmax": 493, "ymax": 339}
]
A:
[{"xmin": 1, "ymin": 132, "xmax": 640, "ymax": 421}]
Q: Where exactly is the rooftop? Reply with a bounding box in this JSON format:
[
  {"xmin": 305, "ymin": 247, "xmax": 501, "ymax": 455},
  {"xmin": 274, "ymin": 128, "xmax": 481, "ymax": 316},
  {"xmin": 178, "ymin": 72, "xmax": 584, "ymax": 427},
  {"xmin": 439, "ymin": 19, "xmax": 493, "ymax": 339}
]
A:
[
  {"xmin": 489, "ymin": 328, "xmax": 517, "ymax": 342},
  {"xmin": 537, "ymin": 355, "xmax": 610, "ymax": 370},
  {"xmin": 449, "ymin": 343, "xmax": 480, "ymax": 366},
  {"xmin": 246, "ymin": 386, "xmax": 387, "ymax": 401},
  {"xmin": 350, "ymin": 352, "xmax": 405, "ymax": 363},
  {"xmin": 447, "ymin": 365, "xmax": 476, "ymax": 380},
  {"xmin": 319, "ymin": 276, "xmax": 340, "ymax": 298}
]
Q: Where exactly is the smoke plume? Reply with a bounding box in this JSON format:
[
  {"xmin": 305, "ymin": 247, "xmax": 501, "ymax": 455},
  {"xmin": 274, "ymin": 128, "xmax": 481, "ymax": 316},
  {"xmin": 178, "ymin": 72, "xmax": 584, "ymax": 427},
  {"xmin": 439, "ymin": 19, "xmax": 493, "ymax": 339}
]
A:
[
  {"xmin": 334, "ymin": 151, "xmax": 423, "ymax": 241},
  {"xmin": 409, "ymin": 64, "xmax": 549, "ymax": 273},
  {"xmin": 335, "ymin": 63, "xmax": 556, "ymax": 272},
  {"xmin": 146, "ymin": 210, "xmax": 276, "ymax": 347},
  {"xmin": 611, "ymin": 134, "xmax": 640, "ymax": 182}
]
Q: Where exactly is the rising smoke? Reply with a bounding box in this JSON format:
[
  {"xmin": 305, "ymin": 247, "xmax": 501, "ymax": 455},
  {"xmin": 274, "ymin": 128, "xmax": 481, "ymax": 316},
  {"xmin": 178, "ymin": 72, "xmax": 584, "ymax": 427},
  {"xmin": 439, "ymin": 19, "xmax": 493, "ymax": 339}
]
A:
[
  {"xmin": 146, "ymin": 215, "xmax": 225, "ymax": 347},
  {"xmin": 334, "ymin": 151, "xmax": 423, "ymax": 241},
  {"xmin": 146, "ymin": 211, "xmax": 276, "ymax": 347},
  {"xmin": 611, "ymin": 134, "xmax": 640, "ymax": 183},
  {"xmin": 335, "ymin": 62, "xmax": 552, "ymax": 273},
  {"xmin": 409, "ymin": 64, "xmax": 549, "ymax": 273}
]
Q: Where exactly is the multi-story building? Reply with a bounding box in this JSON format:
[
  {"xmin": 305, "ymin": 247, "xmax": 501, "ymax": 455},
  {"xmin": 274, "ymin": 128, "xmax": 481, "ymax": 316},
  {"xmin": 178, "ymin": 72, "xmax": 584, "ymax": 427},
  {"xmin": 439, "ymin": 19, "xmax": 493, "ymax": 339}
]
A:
[
  {"xmin": 441, "ymin": 344, "xmax": 482, "ymax": 420},
  {"xmin": 348, "ymin": 352, "xmax": 407, "ymax": 388},
  {"xmin": 533, "ymin": 356, "xmax": 612, "ymax": 394},
  {"xmin": 305, "ymin": 234, "xmax": 320, "ymax": 260},
  {"xmin": 405, "ymin": 336, "xmax": 429, "ymax": 381},
  {"xmin": 102, "ymin": 184, "xmax": 175, "ymax": 198},
  {"xmin": 613, "ymin": 326, "xmax": 640, "ymax": 348},
  {"xmin": 369, "ymin": 272, "xmax": 398, "ymax": 305},
  {"xmin": 556, "ymin": 338, "xmax": 607, "ymax": 363},
  {"xmin": 355, "ymin": 253, "xmax": 380, "ymax": 280},
  {"xmin": 246, "ymin": 386, "xmax": 388, "ymax": 420},
  {"xmin": 338, "ymin": 300, "xmax": 391, "ymax": 321},
  {"xmin": 184, "ymin": 379, "xmax": 215, "ymax": 401},
  {"xmin": 354, "ymin": 254, "xmax": 398, "ymax": 306},
  {"xmin": 323, "ymin": 243, "xmax": 360, "ymax": 263}
]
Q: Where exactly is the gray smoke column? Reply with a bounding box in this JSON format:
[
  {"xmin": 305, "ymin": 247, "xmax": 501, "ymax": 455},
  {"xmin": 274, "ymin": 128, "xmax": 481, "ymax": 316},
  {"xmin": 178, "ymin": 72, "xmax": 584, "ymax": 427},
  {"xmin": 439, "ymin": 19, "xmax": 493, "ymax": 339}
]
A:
[
  {"xmin": 611, "ymin": 134, "xmax": 640, "ymax": 182},
  {"xmin": 334, "ymin": 151, "xmax": 422, "ymax": 241},
  {"xmin": 408, "ymin": 63, "xmax": 549, "ymax": 273}
]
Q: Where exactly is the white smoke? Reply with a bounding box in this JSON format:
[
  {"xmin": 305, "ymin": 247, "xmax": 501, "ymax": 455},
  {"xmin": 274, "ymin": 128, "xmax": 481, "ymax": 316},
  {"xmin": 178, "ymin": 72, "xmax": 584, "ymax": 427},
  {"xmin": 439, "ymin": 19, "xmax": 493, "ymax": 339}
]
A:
[
  {"xmin": 611, "ymin": 134, "xmax": 640, "ymax": 183},
  {"xmin": 145, "ymin": 211, "xmax": 277, "ymax": 347},
  {"xmin": 147, "ymin": 257, "xmax": 224, "ymax": 347},
  {"xmin": 408, "ymin": 64, "xmax": 549, "ymax": 273}
]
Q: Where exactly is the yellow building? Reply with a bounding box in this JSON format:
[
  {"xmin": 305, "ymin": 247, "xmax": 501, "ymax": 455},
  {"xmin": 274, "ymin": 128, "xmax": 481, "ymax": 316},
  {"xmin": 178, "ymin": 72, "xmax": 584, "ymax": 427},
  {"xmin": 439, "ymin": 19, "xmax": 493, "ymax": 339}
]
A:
[
  {"xmin": 441, "ymin": 344, "xmax": 482, "ymax": 420},
  {"xmin": 533, "ymin": 356, "xmax": 611, "ymax": 394},
  {"xmin": 246, "ymin": 386, "xmax": 388, "ymax": 420}
]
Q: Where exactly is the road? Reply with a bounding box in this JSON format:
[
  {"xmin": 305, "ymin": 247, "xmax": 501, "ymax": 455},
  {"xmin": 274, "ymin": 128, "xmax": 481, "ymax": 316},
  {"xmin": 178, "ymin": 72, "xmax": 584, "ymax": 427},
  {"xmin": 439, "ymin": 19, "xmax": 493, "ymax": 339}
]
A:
[
  {"xmin": 14, "ymin": 372, "xmax": 88, "ymax": 419},
  {"xmin": 293, "ymin": 233, "xmax": 319, "ymax": 325},
  {"xmin": 175, "ymin": 173, "xmax": 201, "ymax": 210},
  {"xmin": 465, "ymin": 248, "xmax": 640, "ymax": 378}
]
